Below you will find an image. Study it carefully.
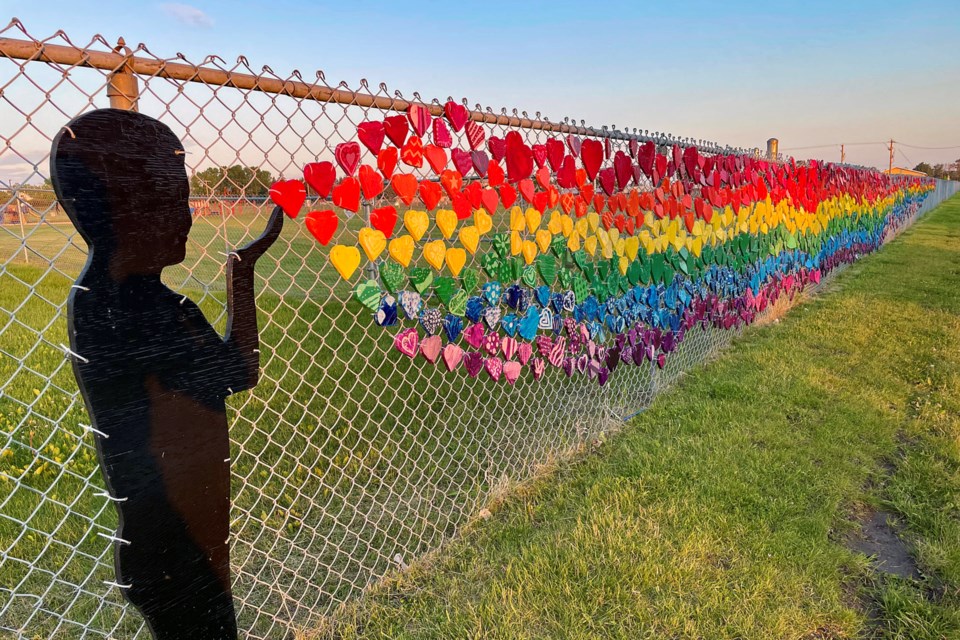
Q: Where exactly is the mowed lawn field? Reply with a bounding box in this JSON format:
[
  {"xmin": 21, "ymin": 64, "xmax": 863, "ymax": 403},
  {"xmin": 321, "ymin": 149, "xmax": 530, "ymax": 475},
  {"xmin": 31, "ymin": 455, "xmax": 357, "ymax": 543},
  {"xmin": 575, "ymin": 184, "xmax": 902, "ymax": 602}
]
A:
[{"xmin": 327, "ymin": 196, "xmax": 960, "ymax": 639}]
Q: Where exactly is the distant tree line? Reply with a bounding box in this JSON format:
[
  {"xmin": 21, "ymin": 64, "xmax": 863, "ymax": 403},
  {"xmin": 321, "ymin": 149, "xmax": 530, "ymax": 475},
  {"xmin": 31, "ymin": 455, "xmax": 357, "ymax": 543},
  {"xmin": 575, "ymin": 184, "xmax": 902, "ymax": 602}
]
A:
[
  {"xmin": 913, "ymin": 161, "xmax": 960, "ymax": 181},
  {"xmin": 189, "ymin": 165, "xmax": 275, "ymax": 197}
]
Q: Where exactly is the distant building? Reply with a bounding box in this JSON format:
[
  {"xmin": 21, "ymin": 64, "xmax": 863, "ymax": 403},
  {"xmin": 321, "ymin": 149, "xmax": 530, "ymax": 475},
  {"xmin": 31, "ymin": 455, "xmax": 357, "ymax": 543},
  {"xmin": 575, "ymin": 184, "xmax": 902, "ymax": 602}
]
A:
[{"xmin": 883, "ymin": 167, "xmax": 928, "ymax": 177}]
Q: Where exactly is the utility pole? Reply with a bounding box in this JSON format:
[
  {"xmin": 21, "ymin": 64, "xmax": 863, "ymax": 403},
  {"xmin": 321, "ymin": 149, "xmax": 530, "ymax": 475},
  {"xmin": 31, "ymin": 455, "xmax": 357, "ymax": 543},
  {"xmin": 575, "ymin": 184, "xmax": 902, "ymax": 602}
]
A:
[
  {"xmin": 840, "ymin": 144, "xmax": 845, "ymax": 164},
  {"xmin": 888, "ymin": 139, "xmax": 895, "ymax": 173}
]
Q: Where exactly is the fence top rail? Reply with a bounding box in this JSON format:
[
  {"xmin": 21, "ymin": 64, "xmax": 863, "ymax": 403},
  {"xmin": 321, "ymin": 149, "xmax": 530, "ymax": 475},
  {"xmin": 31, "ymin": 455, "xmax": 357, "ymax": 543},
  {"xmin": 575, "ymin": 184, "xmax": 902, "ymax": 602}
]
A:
[{"xmin": 0, "ymin": 19, "xmax": 749, "ymax": 156}]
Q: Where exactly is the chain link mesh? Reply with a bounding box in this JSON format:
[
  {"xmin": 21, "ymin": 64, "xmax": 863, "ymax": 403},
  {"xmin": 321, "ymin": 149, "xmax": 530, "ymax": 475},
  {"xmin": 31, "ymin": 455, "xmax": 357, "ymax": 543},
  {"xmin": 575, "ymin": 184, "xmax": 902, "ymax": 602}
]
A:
[{"xmin": 1, "ymin": 20, "xmax": 958, "ymax": 639}]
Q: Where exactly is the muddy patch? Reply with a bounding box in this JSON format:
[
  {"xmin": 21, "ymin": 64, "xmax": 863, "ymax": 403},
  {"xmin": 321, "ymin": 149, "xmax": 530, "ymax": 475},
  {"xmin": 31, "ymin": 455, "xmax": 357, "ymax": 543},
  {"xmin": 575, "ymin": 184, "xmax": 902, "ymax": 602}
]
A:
[{"xmin": 848, "ymin": 510, "xmax": 921, "ymax": 580}]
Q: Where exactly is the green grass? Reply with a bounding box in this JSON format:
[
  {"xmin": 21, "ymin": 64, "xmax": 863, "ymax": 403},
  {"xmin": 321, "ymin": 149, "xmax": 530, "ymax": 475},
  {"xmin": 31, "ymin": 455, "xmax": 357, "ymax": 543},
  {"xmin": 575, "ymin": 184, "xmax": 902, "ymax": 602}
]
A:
[{"xmin": 326, "ymin": 195, "xmax": 960, "ymax": 640}]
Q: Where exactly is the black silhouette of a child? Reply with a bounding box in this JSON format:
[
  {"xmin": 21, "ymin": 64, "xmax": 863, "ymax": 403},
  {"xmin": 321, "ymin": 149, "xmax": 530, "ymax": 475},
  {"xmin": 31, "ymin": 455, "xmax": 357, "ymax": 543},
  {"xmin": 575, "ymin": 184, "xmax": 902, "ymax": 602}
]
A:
[{"xmin": 51, "ymin": 109, "xmax": 283, "ymax": 639}]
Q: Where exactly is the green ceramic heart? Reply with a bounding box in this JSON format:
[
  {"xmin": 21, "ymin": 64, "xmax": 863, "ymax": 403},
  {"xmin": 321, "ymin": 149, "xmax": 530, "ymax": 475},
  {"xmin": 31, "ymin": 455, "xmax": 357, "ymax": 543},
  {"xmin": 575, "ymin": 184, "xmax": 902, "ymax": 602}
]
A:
[
  {"xmin": 662, "ymin": 264, "xmax": 675, "ymax": 285},
  {"xmin": 572, "ymin": 249, "xmax": 589, "ymax": 272},
  {"xmin": 638, "ymin": 262, "xmax": 651, "ymax": 284},
  {"xmin": 491, "ymin": 233, "xmax": 510, "ymax": 259},
  {"xmin": 480, "ymin": 252, "xmax": 502, "ymax": 278},
  {"xmin": 521, "ymin": 265, "xmax": 538, "ymax": 287},
  {"xmin": 557, "ymin": 267, "xmax": 572, "ymax": 289},
  {"xmin": 550, "ymin": 235, "xmax": 567, "ymax": 258},
  {"xmin": 461, "ymin": 267, "xmax": 480, "ymax": 293},
  {"xmin": 379, "ymin": 261, "xmax": 405, "ymax": 294},
  {"xmin": 627, "ymin": 260, "xmax": 641, "ymax": 286},
  {"xmin": 354, "ymin": 279, "xmax": 381, "ymax": 311},
  {"xmin": 537, "ymin": 255, "xmax": 557, "ymax": 285},
  {"xmin": 433, "ymin": 276, "xmax": 456, "ymax": 305},
  {"xmin": 409, "ymin": 267, "xmax": 433, "ymax": 294},
  {"xmin": 596, "ymin": 259, "xmax": 609, "ymax": 281},
  {"xmin": 650, "ymin": 253, "xmax": 664, "ymax": 283},
  {"xmin": 498, "ymin": 260, "xmax": 514, "ymax": 284},
  {"xmin": 448, "ymin": 289, "xmax": 468, "ymax": 316},
  {"xmin": 572, "ymin": 275, "xmax": 589, "ymax": 303},
  {"xmin": 507, "ymin": 257, "xmax": 522, "ymax": 281}
]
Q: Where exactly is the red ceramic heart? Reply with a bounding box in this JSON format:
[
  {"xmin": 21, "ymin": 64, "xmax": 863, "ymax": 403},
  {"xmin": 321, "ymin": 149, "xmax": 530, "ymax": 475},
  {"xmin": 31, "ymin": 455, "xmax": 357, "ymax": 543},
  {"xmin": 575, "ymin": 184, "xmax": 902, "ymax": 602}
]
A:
[
  {"xmin": 335, "ymin": 141, "xmax": 361, "ymax": 177},
  {"xmin": 629, "ymin": 139, "xmax": 639, "ymax": 158},
  {"xmin": 444, "ymin": 100, "xmax": 469, "ymax": 132},
  {"xmin": 464, "ymin": 120, "xmax": 485, "ymax": 150},
  {"xmin": 601, "ymin": 210, "xmax": 613, "ymax": 230},
  {"xmin": 574, "ymin": 197, "xmax": 587, "ymax": 218},
  {"xmin": 358, "ymin": 164, "xmax": 384, "ymax": 200},
  {"xmin": 464, "ymin": 181, "xmax": 483, "ymax": 211},
  {"xmin": 303, "ymin": 161, "xmax": 336, "ymax": 198},
  {"xmin": 637, "ymin": 141, "xmax": 655, "ymax": 176},
  {"xmin": 499, "ymin": 183, "xmax": 517, "ymax": 209},
  {"xmin": 535, "ymin": 166, "xmax": 551, "ymax": 190},
  {"xmin": 269, "ymin": 179, "xmax": 306, "ymax": 218},
  {"xmin": 556, "ymin": 156, "xmax": 576, "ymax": 189},
  {"xmin": 614, "ymin": 151, "xmax": 632, "ymax": 191},
  {"xmin": 383, "ymin": 114, "xmax": 409, "ymax": 148},
  {"xmin": 407, "ymin": 104, "xmax": 431, "ymax": 137},
  {"xmin": 332, "ymin": 176, "xmax": 360, "ymax": 213},
  {"xmin": 532, "ymin": 144, "xmax": 547, "ymax": 169},
  {"xmin": 604, "ymin": 138, "xmax": 612, "ymax": 160},
  {"xmin": 440, "ymin": 169, "xmax": 463, "ymax": 198},
  {"xmin": 451, "ymin": 148, "xmax": 473, "ymax": 177},
  {"xmin": 419, "ymin": 181, "xmax": 442, "ymax": 210},
  {"xmin": 471, "ymin": 150, "xmax": 489, "ymax": 178},
  {"xmin": 390, "ymin": 173, "xmax": 418, "ymax": 206},
  {"xmin": 401, "ymin": 136, "xmax": 424, "ymax": 168},
  {"xmin": 357, "ymin": 121, "xmax": 385, "ymax": 154},
  {"xmin": 432, "ymin": 117, "xmax": 452, "ymax": 148},
  {"xmin": 581, "ymin": 139, "xmax": 603, "ymax": 181},
  {"xmin": 487, "ymin": 160, "xmax": 505, "ymax": 187},
  {"xmin": 559, "ymin": 192, "xmax": 574, "ymax": 214},
  {"xmin": 488, "ymin": 136, "xmax": 506, "ymax": 162},
  {"xmin": 505, "ymin": 131, "xmax": 533, "ymax": 183},
  {"xmin": 546, "ymin": 185, "xmax": 559, "ymax": 208},
  {"xmin": 451, "ymin": 193, "xmax": 472, "ymax": 220},
  {"xmin": 481, "ymin": 188, "xmax": 499, "ymax": 214},
  {"xmin": 532, "ymin": 191, "xmax": 549, "ymax": 213},
  {"xmin": 546, "ymin": 138, "xmax": 565, "ymax": 171},
  {"xmin": 593, "ymin": 194, "xmax": 606, "ymax": 214},
  {"xmin": 304, "ymin": 209, "xmax": 338, "ymax": 245},
  {"xmin": 596, "ymin": 166, "xmax": 617, "ymax": 196},
  {"xmin": 518, "ymin": 178, "xmax": 535, "ymax": 204},
  {"xmin": 423, "ymin": 144, "xmax": 447, "ymax": 174},
  {"xmin": 566, "ymin": 134, "xmax": 582, "ymax": 157},
  {"xmin": 377, "ymin": 147, "xmax": 398, "ymax": 179},
  {"xmin": 370, "ymin": 205, "xmax": 398, "ymax": 238}
]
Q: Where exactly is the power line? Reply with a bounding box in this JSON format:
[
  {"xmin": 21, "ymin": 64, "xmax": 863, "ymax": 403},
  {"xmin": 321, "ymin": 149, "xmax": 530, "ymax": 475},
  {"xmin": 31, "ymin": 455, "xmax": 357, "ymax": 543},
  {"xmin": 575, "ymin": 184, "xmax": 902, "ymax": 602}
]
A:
[
  {"xmin": 780, "ymin": 141, "xmax": 886, "ymax": 152},
  {"xmin": 894, "ymin": 142, "xmax": 960, "ymax": 150}
]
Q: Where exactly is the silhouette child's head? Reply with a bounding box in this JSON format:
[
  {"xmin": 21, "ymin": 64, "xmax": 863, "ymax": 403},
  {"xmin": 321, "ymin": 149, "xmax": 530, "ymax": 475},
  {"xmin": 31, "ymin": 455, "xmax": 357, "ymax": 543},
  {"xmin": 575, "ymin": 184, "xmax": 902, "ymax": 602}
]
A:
[{"xmin": 51, "ymin": 109, "xmax": 192, "ymax": 276}]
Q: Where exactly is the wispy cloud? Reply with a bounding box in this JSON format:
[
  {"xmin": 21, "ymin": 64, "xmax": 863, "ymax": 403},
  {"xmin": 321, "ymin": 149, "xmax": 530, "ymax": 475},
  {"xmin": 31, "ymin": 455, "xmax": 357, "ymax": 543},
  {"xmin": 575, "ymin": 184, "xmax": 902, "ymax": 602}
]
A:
[{"xmin": 160, "ymin": 3, "xmax": 213, "ymax": 28}]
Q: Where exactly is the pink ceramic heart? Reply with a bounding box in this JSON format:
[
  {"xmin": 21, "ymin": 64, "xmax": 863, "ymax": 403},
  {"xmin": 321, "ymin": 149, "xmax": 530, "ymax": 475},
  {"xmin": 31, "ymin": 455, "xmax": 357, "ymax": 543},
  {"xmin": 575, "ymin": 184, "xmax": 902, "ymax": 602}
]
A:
[
  {"xmin": 530, "ymin": 357, "xmax": 546, "ymax": 380},
  {"xmin": 518, "ymin": 342, "xmax": 533, "ymax": 365},
  {"xmin": 442, "ymin": 343, "xmax": 463, "ymax": 371},
  {"xmin": 451, "ymin": 148, "xmax": 473, "ymax": 177},
  {"xmin": 394, "ymin": 328, "xmax": 419, "ymax": 358},
  {"xmin": 485, "ymin": 357, "xmax": 503, "ymax": 381},
  {"xmin": 501, "ymin": 336, "xmax": 518, "ymax": 360},
  {"xmin": 463, "ymin": 351, "xmax": 483, "ymax": 377},
  {"xmin": 464, "ymin": 323, "xmax": 485, "ymax": 349},
  {"xmin": 503, "ymin": 361, "xmax": 522, "ymax": 385},
  {"xmin": 566, "ymin": 134, "xmax": 582, "ymax": 157},
  {"xmin": 335, "ymin": 141, "xmax": 361, "ymax": 176},
  {"xmin": 420, "ymin": 335, "xmax": 442, "ymax": 363},
  {"xmin": 433, "ymin": 118, "xmax": 452, "ymax": 148},
  {"xmin": 407, "ymin": 104, "xmax": 431, "ymax": 137}
]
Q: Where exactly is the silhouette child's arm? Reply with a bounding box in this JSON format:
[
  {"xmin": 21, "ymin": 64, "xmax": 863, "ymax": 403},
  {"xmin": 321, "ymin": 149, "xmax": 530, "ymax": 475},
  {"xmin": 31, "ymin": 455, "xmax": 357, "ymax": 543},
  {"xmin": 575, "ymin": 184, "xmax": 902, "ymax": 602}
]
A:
[{"xmin": 223, "ymin": 206, "xmax": 284, "ymax": 393}]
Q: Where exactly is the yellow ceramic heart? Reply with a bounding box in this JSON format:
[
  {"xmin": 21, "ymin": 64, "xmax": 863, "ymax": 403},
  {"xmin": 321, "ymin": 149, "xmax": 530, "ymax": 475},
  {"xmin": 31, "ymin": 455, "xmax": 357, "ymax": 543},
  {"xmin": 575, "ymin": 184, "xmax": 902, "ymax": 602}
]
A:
[
  {"xmin": 436, "ymin": 209, "xmax": 457, "ymax": 239},
  {"xmin": 601, "ymin": 238, "xmax": 613, "ymax": 260},
  {"xmin": 567, "ymin": 230, "xmax": 581, "ymax": 252},
  {"xmin": 560, "ymin": 214, "xmax": 573, "ymax": 237},
  {"xmin": 474, "ymin": 209, "xmax": 493, "ymax": 235},
  {"xmin": 510, "ymin": 206, "xmax": 525, "ymax": 231},
  {"xmin": 358, "ymin": 227, "xmax": 386, "ymax": 261},
  {"xmin": 625, "ymin": 236, "xmax": 640, "ymax": 261},
  {"xmin": 586, "ymin": 211, "xmax": 600, "ymax": 232},
  {"xmin": 691, "ymin": 236, "xmax": 703, "ymax": 258},
  {"xmin": 521, "ymin": 240, "xmax": 538, "ymax": 265},
  {"xmin": 584, "ymin": 235, "xmax": 598, "ymax": 256},
  {"xmin": 614, "ymin": 238, "xmax": 625, "ymax": 258},
  {"xmin": 445, "ymin": 247, "xmax": 467, "ymax": 276},
  {"xmin": 511, "ymin": 230, "xmax": 522, "ymax": 256},
  {"xmin": 547, "ymin": 210, "xmax": 562, "ymax": 235},
  {"xmin": 575, "ymin": 218, "xmax": 589, "ymax": 238},
  {"xmin": 423, "ymin": 239, "xmax": 446, "ymax": 271},
  {"xmin": 618, "ymin": 256, "xmax": 629, "ymax": 276},
  {"xmin": 330, "ymin": 245, "xmax": 361, "ymax": 280},
  {"xmin": 607, "ymin": 227, "xmax": 619, "ymax": 245},
  {"xmin": 459, "ymin": 225, "xmax": 480, "ymax": 254},
  {"xmin": 404, "ymin": 210, "xmax": 429, "ymax": 242},
  {"xmin": 388, "ymin": 234, "xmax": 414, "ymax": 267},
  {"xmin": 525, "ymin": 208, "xmax": 541, "ymax": 234},
  {"xmin": 535, "ymin": 229, "xmax": 552, "ymax": 254}
]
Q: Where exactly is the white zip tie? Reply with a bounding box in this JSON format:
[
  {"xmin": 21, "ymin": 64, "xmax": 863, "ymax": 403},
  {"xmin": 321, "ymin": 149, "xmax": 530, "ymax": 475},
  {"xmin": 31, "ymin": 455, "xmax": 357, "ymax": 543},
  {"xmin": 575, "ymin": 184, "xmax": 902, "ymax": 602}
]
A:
[
  {"xmin": 180, "ymin": 295, "xmax": 188, "ymax": 305},
  {"xmin": 102, "ymin": 580, "xmax": 132, "ymax": 590},
  {"xmin": 80, "ymin": 423, "xmax": 109, "ymax": 439},
  {"xmin": 252, "ymin": 348, "xmax": 260, "ymax": 354},
  {"xmin": 70, "ymin": 284, "xmax": 90, "ymax": 292},
  {"xmin": 220, "ymin": 251, "xmax": 241, "ymax": 262},
  {"xmin": 62, "ymin": 125, "xmax": 76, "ymax": 139},
  {"xmin": 59, "ymin": 343, "xmax": 89, "ymax": 363},
  {"xmin": 223, "ymin": 457, "xmax": 231, "ymax": 463},
  {"xmin": 227, "ymin": 388, "xmax": 233, "ymax": 395},
  {"xmin": 97, "ymin": 532, "xmax": 131, "ymax": 545},
  {"xmin": 93, "ymin": 490, "xmax": 128, "ymax": 503}
]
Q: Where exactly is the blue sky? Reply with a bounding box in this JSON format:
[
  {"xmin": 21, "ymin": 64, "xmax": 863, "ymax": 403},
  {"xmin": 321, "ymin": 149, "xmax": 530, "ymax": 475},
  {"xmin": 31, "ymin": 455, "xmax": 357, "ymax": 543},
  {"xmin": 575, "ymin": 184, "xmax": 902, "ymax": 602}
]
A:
[{"xmin": 3, "ymin": 0, "xmax": 959, "ymax": 169}]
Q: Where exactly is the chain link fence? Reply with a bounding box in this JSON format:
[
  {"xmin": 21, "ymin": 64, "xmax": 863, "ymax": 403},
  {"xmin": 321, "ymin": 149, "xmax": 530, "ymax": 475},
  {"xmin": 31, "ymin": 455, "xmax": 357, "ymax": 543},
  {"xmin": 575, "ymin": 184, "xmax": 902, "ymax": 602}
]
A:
[{"xmin": 0, "ymin": 19, "xmax": 957, "ymax": 639}]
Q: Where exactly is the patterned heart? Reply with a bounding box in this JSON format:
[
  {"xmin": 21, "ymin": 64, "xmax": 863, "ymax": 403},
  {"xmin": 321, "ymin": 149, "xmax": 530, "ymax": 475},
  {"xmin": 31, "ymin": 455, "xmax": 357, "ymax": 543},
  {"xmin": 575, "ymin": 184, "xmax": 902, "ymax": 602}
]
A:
[
  {"xmin": 407, "ymin": 104, "xmax": 431, "ymax": 137},
  {"xmin": 530, "ymin": 357, "xmax": 546, "ymax": 380},
  {"xmin": 482, "ymin": 281, "xmax": 501, "ymax": 305},
  {"xmin": 451, "ymin": 148, "xmax": 473, "ymax": 177},
  {"xmin": 409, "ymin": 267, "xmax": 434, "ymax": 293},
  {"xmin": 420, "ymin": 307, "xmax": 443, "ymax": 335},
  {"xmin": 465, "ymin": 120, "xmax": 485, "ymax": 150},
  {"xmin": 398, "ymin": 290, "xmax": 423, "ymax": 319},
  {"xmin": 518, "ymin": 342, "xmax": 533, "ymax": 365},
  {"xmin": 375, "ymin": 294, "xmax": 398, "ymax": 327},
  {"xmin": 483, "ymin": 305, "xmax": 502, "ymax": 330},
  {"xmin": 380, "ymin": 261, "xmax": 405, "ymax": 293},
  {"xmin": 572, "ymin": 275, "xmax": 589, "ymax": 303},
  {"xmin": 480, "ymin": 253, "xmax": 502, "ymax": 278},
  {"xmin": 335, "ymin": 142, "xmax": 361, "ymax": 176},
  {"xmin": 354, "ymin": 279, "xmax": 381, "ymax": 310},
  {"xmin": 521, "ymin": 265, "xmax": 538, "ymax": 287},
  {"xmin": 447, "ymin": 289, "xmax": 468, "ymax": 316},
  {"xmin": 538, "ymin": 307, "xmax": 554, "ymax": 331},
  {"xmin": 444, "ymin": 313, "xmax": 463, "ymax": 341},
  {"xmin": 433, "ymin": 117, "xmax": 452, "ymax": 148},
  {"xmin": 394, "ymin": 327, "xmax": 419, "ymax": 358},
  {"xmin": 491, "ymin": 233, "xmax": 510, "ymax": 259},
  {"xmin": 485, "ymin": 357, "xmax": 503, "ymax": 381},
  {"xmin": 401, "ymin": 136, "xmax": 424, "ymax": 168},
  {"xmin": 557, "ymin": 267, "xmax": 572, "ymax": 289},
  {"xmin": 461, "ymin": 267, "xmax": 480, "ymax": 293}
]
